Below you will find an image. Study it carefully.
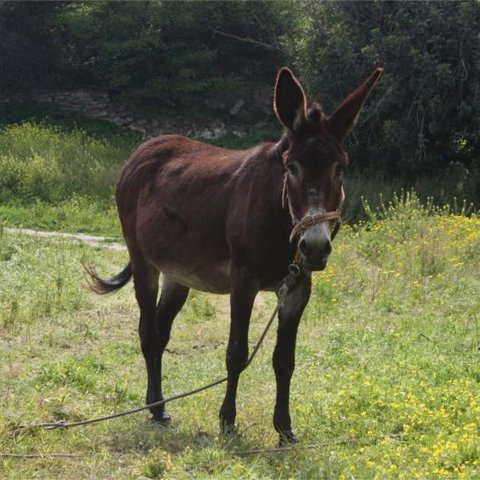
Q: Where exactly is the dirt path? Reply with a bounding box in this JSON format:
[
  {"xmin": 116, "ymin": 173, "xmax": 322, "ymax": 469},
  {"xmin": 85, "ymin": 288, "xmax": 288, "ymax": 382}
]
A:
[{"xmin": 4, "ymin": 227, "xmax": 126, "ymax": 251}]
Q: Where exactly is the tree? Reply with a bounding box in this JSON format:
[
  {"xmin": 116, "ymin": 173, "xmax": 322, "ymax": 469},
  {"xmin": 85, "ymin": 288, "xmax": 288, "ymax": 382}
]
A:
[
  {"xmin": 58, "ymin": 0, "xmax": 292, "ymax": 107},
  {"xmin": 287, "ymin": 1, "xmax": 480, "ymax": 181},
  {"xmin": 0, "ymin": 2, "xmax": 67, "ymax": 92}
]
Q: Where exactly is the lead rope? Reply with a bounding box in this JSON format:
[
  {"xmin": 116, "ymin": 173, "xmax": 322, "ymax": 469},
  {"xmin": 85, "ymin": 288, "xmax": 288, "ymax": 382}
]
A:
[{"xmin": 15, "ymin": 267, "xmax": 300, "ymax": 432}]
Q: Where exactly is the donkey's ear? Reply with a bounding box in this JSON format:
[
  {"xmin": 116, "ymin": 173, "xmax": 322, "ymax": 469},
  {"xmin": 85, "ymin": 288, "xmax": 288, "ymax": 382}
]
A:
[
  {"xmin": 329, "ymin": 68, "xmax": 384, "ymax": 139},
  {"xmin": 274, "ymin": 67, "xmax": 307, "ymax": 131}
]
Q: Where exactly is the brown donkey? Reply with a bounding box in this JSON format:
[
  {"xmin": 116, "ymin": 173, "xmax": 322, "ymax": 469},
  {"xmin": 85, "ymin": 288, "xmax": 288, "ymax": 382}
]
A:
[{"xmin": 87, "ymin": 67, "xmax": 382, "ymax": 443}]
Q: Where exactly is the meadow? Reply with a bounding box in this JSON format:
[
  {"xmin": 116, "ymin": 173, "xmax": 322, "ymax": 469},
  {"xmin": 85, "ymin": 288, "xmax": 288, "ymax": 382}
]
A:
[
  {"xmin": 1, "ymin": 193, "xmax": 480, "ymax": 479},
  {"xmin": 1, "ymin": 115, "xmax": 480, "ymax": 478},
  {"xmin": 0, "ymin": 111, "xmax": 476, "ymax": 236}
]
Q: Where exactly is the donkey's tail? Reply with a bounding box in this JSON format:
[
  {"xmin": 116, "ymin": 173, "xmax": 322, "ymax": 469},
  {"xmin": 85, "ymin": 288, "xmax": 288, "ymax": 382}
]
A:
[{"xmin": 84, "ymin": 262, "xmax": 132, "ymax": 295}]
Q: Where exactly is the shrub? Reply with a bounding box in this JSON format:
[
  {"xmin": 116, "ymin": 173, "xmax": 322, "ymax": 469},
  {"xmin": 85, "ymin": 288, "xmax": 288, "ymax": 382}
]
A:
[{"xmin": 0, "ymin": 123, "xmax": 134, "ymax": 203}]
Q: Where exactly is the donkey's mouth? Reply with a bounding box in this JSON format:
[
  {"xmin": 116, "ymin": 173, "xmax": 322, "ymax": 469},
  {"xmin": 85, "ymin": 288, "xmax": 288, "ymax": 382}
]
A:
[{"xmin": 302, "ymin": 258, "xmax": 328, "ymax": 272}]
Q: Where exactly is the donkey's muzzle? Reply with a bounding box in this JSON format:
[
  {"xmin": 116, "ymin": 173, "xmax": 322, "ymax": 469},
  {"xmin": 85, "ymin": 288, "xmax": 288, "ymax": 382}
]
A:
[{"xmin": 298, "ymin": 231, "xmax": 332, "ymax": 271}]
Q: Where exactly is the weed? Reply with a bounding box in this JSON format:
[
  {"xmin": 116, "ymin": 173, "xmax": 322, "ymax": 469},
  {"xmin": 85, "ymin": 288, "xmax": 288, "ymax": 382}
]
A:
[
  {"xmin": 140, "ymin": 450, "xmax": 174, "ymax": 478},
  {"xmin": 187, "ymin": 291, "xmax": 216, "ymax": 322},
  {"xmin": 0, "ymin": 123, "xmax": 134, "ymax": 204}
]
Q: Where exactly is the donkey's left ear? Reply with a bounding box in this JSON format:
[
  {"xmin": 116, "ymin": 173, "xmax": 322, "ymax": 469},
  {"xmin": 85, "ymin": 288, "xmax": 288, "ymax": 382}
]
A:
[
  {"xmin": 274, "ymin": 67, "xmax": 307, "ymax": 131},
  {"xmin": 329, "ymin": 68, "xmax": 384, "ymax": 139}
]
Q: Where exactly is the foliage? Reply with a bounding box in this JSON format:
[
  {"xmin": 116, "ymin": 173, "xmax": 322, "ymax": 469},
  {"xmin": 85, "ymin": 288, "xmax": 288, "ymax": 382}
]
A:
[
  {"xmin": 1, "ymin": 203, "xmax": 480, "ymax": 478},
  {"xmin": 0, "ymin": 102, "xmax": 142, "ymax": 143},
  {"xmin": 1, "ymin": 1, "xmax": 292, "ymax": 107},
  {"xmin": 0, "ymin": 2, "xmax": 67, "ymax": 92},
  {"xmin": 286, "ymin": 1, "xmax": 480, "ymax": 182},
  {"xmin": 56, "ymin": 0, "xmax": 291, "ymax": 107},
  {"xmin": 0, "ymin": 122, "xmax": 135, "ymax": 204},
  {"xmin": 2, "ymin": 1, "xmax": 480, "ymax": 195},
  {"xmin": 342, "ymin": 173, "xmax": 478, "ymax": 224}
]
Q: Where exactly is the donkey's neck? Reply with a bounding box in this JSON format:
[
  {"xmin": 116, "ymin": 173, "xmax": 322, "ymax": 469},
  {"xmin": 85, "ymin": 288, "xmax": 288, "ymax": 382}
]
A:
[{"xmin": 266, "ymin": 136, "xmax": 296, "ymax": 238}]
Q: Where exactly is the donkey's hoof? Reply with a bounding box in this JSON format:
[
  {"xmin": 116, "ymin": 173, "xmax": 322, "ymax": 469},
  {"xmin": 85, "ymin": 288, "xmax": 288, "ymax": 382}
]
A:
[
  {"xmin": 220, "ymin": 421, "xmax": 238, "ymax": 437},
  {"xmin": 278, "ymin": 429, "xmax": 298, "ymax": 446},
  {"xmin": 151, "ymin": 411, "xmax": 172, "ymax": 425}
]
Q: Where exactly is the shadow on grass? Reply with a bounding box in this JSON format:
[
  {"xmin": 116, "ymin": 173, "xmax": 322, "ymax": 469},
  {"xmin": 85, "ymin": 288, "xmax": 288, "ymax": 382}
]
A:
[{"xmin": 98, "ymin": 416, "xmax": 259, "ymax": 457}]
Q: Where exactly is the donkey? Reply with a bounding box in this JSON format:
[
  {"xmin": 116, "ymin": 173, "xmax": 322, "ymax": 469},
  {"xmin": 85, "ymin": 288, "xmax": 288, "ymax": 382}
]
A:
[{"xmin": 87, "ymin": 67, "xmax": 383, "ymax": 443}]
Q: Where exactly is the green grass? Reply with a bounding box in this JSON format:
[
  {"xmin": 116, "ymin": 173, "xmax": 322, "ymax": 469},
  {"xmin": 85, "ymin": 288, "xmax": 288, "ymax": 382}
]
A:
[
  {"xmin": 0, "ymin": 197, "xmax": 121, "ymax": 238},
  {"xmin": 0, "ymin": 119, "xmax": 130, "ymax": 236},
  {"xmin": 1, "ymin": 198, "xmax": 480, "ymax": 478},
  {"xmin": 0, "ymin": 122, "xmax": 135, "ymax": 204},
  {"xmin": 0, "ymin": 114, "xmax": 478, "ymax": 236},
  {"xmin": 0, "ymin": 101, "xmax": 143, "ymax": 143},
  {"xmin": 0, "ymin": 117, "xmax": 265, "ymax": 236},
  {"xmin": 1, "ymin": 106, "xmax": 480, "ymax": 478}
]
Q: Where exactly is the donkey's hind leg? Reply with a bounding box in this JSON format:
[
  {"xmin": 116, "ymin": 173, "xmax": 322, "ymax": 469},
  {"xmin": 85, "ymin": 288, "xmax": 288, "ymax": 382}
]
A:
[
  {"xmin": 151, "ymin": 276, "xmax": 189, "ymax": 421},
  {"xmin": 134, "ymin": 259, "xmax": 189, "ymax": 422}
]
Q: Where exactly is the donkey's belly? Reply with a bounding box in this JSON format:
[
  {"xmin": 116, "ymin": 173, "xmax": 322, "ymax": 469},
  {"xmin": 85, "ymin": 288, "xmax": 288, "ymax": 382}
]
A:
[{"xmin": 161, "ymin": 260, "xmax": 231, "ymax": 294}]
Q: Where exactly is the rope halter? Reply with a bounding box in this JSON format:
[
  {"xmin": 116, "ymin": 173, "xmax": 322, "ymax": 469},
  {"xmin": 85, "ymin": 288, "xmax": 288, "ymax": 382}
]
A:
[{"xmin": 281, "ymin": 172, "xmax": 345, "ymax": 244}]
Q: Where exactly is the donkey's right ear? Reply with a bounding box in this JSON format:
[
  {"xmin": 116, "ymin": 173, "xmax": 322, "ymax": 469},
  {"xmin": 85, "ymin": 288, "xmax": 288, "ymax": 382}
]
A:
[{"xmin": 274, "ymin": 67, "xmax": 307, "ymax": 131}]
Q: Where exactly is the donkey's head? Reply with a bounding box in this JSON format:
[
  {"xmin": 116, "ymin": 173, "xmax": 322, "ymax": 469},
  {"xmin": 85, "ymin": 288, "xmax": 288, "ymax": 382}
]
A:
[{"xmin": 274, "ymin": 67, "xmax": 383, "ymax": 271}]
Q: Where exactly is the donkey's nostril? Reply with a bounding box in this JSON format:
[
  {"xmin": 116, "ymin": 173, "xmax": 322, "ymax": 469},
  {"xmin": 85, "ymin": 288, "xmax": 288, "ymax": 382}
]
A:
[
  {"xmin": 298, "ymin": 236, "xmax": 332, "ymax": 264},
  {"xmin": 298, "ymin": 239, "xmax": 307, "ymax": 255}
]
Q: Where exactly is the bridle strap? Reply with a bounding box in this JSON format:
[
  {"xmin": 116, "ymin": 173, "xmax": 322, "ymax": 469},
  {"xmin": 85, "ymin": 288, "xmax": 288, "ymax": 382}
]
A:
[
  {"xmin": 282, "ymin": 172, "xmax": 345, "ymax": 244},
  {"xmin": 281, "ymin": 173, "xmax": 296, "ymax": 223},
  {"xmin": 278, "ymin": 142, "xmax": 345, "ymax": 278},
  {"xmin": 289, "ymin": 209, "xmax": 342, "ymax": 243},
  {"xmin": 330, "ymin": 214, "xmax": 342, "ymax": 241}
]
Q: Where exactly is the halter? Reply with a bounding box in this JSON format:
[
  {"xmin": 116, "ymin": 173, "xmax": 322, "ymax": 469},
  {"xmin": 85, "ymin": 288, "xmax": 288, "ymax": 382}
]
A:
[{"xmin": 281, "ymin": 171, "xmax": 345, "ymax": 244}]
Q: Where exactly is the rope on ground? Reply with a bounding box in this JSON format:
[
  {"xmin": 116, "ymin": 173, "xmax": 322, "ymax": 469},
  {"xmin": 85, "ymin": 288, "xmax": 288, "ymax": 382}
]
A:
[
  {"xmin": 0, "ymin": 453, "xmax": 81, "ymax": 459},
  {"xmin": 15, "ymin": 304, "xmax": 280, "ymax": 432}
]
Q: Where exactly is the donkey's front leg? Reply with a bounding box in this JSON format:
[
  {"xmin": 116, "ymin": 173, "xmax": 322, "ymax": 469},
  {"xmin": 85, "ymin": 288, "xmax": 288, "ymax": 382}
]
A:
[
  {"xmin": 219, "ymin": 275, "xmax": 257, "ymax": 433},
  {"xmin": 273, "ymin": 273, "xmax": 311, "ymax": 444}
]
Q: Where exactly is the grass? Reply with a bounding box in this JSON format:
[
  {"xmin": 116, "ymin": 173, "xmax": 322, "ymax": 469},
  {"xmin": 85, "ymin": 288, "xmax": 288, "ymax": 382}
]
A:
[
  {"xmin": 1, "ymin": 111, "xmax": 479, "ymax": 477},
  {"xmin": 0, "ymin": 120, "xmax": 133, "ymax": 236},
  {"xmin": 0, "ymin": 198, "xmax": 122, "ymax": 238},
  {"xmin": 0, "ymin": 122, "xmax": 135, "ymax": 204},
  {"xmin": 0, "ymin": 101, "xmax": 143, "ymax": 143},
  {"xmin": 1, "ymin": 197, "xmax": 480, "ymax": 478},
  {"xmin": 0, "ymin": 112, "xmax": 478, "ymax": 236},
  {"xmin": 0, "ymin": 113, "xmax": 264, "ymax": 236}
]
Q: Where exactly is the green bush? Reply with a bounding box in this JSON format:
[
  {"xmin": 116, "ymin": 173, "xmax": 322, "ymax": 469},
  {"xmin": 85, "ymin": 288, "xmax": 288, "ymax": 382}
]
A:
[
  {"xmin": 287, "ymin": 1, "xmax": 480, "ymax": 181},
  {"xmin": 0, "ymin": 122, "xmax": 134, "ymax": 203},
  {"xmin": 0, "ymin": 101, "xmax": 142, "ymax": 145}
]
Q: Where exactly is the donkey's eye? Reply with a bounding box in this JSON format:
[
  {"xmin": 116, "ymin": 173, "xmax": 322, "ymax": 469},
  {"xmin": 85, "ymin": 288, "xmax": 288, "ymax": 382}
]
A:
[{"xmin": 286, "ymin": 163, "xmax": 299, "ymax": 176}]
